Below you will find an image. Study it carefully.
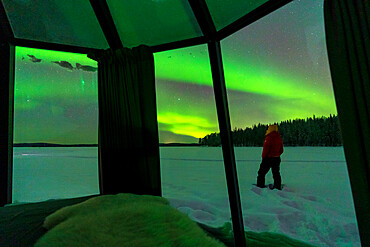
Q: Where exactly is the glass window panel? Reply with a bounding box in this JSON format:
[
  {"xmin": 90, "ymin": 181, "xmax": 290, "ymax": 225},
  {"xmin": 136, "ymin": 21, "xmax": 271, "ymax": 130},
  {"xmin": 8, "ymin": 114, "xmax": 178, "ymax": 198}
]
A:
[
  {"xmin": 220, "ymin": 1, "xmax": 360, "ymax": 246},
  {"xmin": 13, "ymin": 46, "xmax": 99, "ymax": 203},
  {"xmin": 2, "ymin": 0, "xmax": 109, "ymax": 49},
  {"xmin": 107, "ymin": 0, "xmax": 202, "ymax": 48},
  {"xmin": 154, "ymin": 45, "xmax": 233, "ymax": 231},
  {"xmin": 205, "ymin": 0, "xmax": 268, "ymax": 31}
]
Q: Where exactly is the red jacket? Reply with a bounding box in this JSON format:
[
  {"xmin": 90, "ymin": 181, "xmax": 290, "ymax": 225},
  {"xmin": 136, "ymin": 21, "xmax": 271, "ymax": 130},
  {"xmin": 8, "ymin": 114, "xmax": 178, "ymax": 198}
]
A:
[{"xmin": 262, "ymin": 131, "xmax": 284, "ymax": 159}]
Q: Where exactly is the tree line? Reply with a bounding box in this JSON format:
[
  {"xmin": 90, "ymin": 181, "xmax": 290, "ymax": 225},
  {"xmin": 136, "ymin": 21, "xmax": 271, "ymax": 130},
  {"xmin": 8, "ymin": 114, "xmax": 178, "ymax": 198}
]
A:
[{"xmin": 199, "ymin": 115, "xmax": 342, "ymax": 147}]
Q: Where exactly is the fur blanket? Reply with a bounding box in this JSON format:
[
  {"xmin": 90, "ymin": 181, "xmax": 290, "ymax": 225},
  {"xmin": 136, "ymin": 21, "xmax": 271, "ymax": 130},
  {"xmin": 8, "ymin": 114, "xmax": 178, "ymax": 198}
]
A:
[{"xmin": 34, "ymin": 194, "xmax": 225, "ymax": 247}]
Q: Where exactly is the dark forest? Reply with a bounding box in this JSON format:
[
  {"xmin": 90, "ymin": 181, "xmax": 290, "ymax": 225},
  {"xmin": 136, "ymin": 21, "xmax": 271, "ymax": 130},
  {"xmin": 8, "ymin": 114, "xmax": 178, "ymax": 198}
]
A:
[{"xmin": 200, "ymin": 115, "xmax": 342, "ymax": 147}]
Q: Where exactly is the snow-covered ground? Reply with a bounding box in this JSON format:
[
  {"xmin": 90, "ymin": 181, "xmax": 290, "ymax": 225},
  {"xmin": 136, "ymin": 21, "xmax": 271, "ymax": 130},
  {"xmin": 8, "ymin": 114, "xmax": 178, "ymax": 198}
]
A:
[
  {"xmin": 13, "ymin": 147, "xmax": 100, "ymax": 202},
  {"xmin": 12, "ymin": 147, "xmax": 361, "ymax": 246}
]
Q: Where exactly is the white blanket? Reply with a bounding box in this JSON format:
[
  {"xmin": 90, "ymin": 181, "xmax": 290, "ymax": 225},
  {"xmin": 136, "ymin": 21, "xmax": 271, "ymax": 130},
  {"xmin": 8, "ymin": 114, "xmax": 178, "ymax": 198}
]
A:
[{"xmin": 34, "ymin": 193, "xmax": 225, "ymax": 247}]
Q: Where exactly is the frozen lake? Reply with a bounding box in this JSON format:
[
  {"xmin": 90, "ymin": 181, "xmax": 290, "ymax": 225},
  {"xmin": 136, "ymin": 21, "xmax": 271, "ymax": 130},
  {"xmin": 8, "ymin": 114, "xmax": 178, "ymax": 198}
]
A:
[{"xmin": 12, "ymin": 146, "xmax": 360, "ymax": 246}]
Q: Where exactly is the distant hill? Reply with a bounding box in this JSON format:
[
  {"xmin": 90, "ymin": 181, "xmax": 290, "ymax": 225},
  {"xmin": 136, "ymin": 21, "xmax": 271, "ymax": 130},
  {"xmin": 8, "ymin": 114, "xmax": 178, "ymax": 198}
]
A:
[
  {"xmin": 13, "ymin": 143, "xmax": 201, "ymax": 147},
  {"xmin": 13, "ymin": 143, "xmax": 98, "ymax": 147},
  {"xmin": 159, "ymin": 143, "xmax": 200, "ymax": 147}
]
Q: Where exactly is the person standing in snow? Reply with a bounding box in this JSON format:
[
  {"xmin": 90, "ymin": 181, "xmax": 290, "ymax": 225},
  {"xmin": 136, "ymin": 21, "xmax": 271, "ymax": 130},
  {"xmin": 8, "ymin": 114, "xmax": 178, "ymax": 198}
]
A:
[{"xmin": 256, "ymin": 124, "xmax": 284, "ymax": 190}]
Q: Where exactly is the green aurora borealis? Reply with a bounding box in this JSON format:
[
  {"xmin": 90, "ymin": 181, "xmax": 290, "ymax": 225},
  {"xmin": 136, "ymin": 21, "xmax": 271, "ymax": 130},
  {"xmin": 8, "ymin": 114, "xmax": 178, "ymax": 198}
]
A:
[
  {"xmin": 155, "ymin": 0, "xmax": 336, "ymax": 143},
  {"xmin": 13, "ymin": 0, "xmax": 337, "ymax": 144},
  {"xmin": 14, "ymin": 47, "xmax": 98, "ymax": 144}
]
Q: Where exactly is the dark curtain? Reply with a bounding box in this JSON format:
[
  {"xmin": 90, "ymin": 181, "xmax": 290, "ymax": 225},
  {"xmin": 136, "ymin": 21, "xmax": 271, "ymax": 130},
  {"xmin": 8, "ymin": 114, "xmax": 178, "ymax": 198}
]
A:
[
  {"xmin": 324, "ymin": 1, "xmax": 370, "ymax": 246},
  {"xmin": 92, "ymin": 45, "xmax": 161, "ymax": 197}
]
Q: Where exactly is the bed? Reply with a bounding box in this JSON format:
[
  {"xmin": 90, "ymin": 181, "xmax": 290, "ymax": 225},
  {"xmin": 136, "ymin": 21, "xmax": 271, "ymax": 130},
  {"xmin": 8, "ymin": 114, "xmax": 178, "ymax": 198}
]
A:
[{"xmin": 0, "ymin": 194, "xmax": 313, "ymax": 247}]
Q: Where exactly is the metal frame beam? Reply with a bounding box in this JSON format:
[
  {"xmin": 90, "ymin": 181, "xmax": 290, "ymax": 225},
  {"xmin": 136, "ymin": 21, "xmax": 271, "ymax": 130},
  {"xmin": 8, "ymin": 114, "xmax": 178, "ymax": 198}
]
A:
[
  {"xmin": 89, "ymin": 0, "xmax": 123, "ymax": 50},
  {"xmin": 11, "ymin": 38, "xmax": 102, "ymax": 55},
  {"xmin": 208, "ymin": 40, "xmax": 246, "ymax": 247},
  {"xmin": 151, "ymin": 36, "xmax": 207, "ymax": 53},
  {"xmin": 188, "ymin": 0, "xmax": 217, "ymax": 40},
  {"xmin": 0, "ymin": 43, "xmax": 15, "ymax": 206},
  {"xmin": 0, "ymin": 0, "xmax": 14, "ymax": 207},
  {"xmin": 188, "ymin": 2, "xmax": 246, "ymax": 245},
  {"xmin": 0, "ymin": 1, "xmax": 12, "ymax": 41},
  {"xmin": 217, "ymin": 0, "xmax": 293, "ymax": 40}
]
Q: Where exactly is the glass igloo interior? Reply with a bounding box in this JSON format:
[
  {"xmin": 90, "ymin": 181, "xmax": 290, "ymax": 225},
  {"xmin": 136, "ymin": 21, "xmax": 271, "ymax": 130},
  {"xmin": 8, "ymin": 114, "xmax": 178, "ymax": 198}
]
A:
[{"xmin": 0, "ymin": 0, "xmax": 369, "ymax": 246}]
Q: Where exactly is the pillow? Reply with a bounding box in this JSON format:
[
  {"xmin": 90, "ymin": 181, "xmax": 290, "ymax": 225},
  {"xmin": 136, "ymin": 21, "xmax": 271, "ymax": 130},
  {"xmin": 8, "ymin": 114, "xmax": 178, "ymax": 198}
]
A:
[{"xmin": 35, "ymin": 193, "xmax": 225, "ymax": 247}]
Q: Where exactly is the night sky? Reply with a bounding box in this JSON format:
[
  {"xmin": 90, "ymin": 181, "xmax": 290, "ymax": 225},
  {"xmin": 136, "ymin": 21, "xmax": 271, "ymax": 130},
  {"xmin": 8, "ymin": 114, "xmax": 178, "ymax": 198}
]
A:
[
  {"xmin": 13, "ymin": 0, "xmax": 336, "ymax": 144},
  {"xmin": 155, "ymin": 0, "xmax": 336, "ymax": 143},
  {"xmin": 13, "ymin": 47, "xmax": 98, "ymax": 144}
]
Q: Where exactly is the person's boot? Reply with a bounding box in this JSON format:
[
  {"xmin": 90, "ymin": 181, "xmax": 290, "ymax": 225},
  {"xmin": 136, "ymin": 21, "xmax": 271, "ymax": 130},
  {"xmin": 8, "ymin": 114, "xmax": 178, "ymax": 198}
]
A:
[
  {"xmin": 256, "ymin": 176, "xmax": 266, "ymax": 188},
  {"xmin": 273, "ymin": 174, "xmax": 281, "ymax": 190},
  {"xmin": 272, "ymin": 184, "xmax": 282, "ymax": 190}
]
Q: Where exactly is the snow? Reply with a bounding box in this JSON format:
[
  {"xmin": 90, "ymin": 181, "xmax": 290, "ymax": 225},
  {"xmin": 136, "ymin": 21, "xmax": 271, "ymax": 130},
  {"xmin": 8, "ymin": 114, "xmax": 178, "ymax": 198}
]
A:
[
  {"xmin": 12, "ymin": 146, "xmax": 361, "ymax": 246},
  {"xmin": 161, "ymin": 147, "xmax": 360, "ymax": 247},
  {"xmin": 13, "ymin": 147, "xmax": 100, "ymax": 202}
]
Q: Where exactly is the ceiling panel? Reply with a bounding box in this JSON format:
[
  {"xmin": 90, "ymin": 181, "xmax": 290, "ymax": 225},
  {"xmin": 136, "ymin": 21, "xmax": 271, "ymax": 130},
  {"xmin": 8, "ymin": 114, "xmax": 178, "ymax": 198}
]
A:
[
  {"xmin": 2, "ymin": 0, "xmax": 109, "ymax": 49},
  {"xmin": 106, "ymin": 0, "xmax": 203, "ymax": 48},
  {"xmin": 205, "ymin": 0, "xmax": 269, "ymax": 31}
]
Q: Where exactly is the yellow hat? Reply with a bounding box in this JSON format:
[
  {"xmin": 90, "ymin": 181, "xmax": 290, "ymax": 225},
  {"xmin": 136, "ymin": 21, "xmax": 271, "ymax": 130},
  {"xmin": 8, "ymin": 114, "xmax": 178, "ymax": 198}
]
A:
[{"xmin": 265, "ymin": 124, "xmax": 278, "ymax": 135}]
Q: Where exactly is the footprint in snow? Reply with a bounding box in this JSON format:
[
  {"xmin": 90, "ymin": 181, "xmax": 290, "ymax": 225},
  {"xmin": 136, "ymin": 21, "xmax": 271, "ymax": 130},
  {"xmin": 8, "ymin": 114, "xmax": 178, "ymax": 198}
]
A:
[
  {"xmin": 251, "ymin": 186, "xmax": 263, "ymax": 196},
  {"xmin": 282, "ymin": 200, "xmax": 304, "ymax": 210},
  {"xmin": 300, "ymin": 195, "xmax": 318, "ymax": 202}
]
